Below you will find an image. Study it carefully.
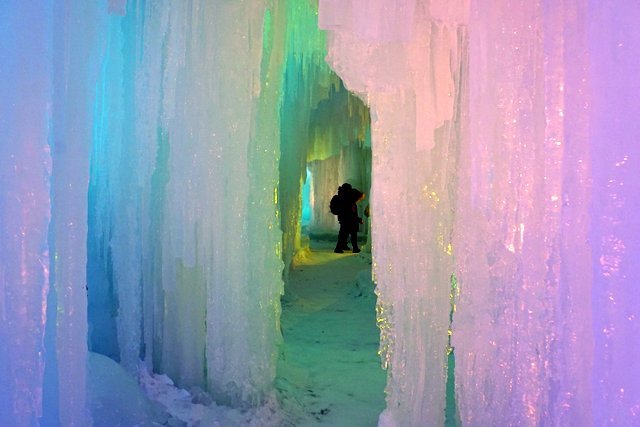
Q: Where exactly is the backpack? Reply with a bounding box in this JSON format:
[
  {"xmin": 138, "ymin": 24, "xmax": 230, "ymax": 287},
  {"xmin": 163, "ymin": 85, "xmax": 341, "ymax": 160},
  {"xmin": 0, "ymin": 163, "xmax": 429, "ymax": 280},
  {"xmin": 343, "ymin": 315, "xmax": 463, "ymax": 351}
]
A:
[{"xmin": 329, "ymin": 194, "xmax": 340, "ymax": 215}]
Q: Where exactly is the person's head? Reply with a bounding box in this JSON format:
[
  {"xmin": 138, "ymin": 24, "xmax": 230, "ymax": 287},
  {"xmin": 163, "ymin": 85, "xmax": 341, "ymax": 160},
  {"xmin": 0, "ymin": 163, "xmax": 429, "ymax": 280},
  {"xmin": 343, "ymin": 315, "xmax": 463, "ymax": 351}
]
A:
[{"xmin": 338, "ymin": 183, "xmax": 352, "ymax": 195}]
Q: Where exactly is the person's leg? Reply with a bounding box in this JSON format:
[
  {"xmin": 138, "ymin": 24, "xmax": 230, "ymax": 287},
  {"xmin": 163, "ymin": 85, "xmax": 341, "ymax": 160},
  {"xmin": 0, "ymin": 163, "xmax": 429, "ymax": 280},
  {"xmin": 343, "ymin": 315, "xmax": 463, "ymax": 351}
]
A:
[
  {"xmin": 351, "ymin": 226, "xmax": 360, "ymax": 253},
  {"xmin": 335, "ymin": 223, "xmax": 348, "ymax": 253}
]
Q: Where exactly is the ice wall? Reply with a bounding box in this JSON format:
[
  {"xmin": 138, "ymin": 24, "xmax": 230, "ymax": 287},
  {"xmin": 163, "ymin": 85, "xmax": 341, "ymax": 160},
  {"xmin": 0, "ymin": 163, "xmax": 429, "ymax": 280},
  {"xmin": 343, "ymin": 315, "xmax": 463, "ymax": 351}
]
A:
[
  {"xmin": 278, "ymin": 0, "xmax": 337, "ymax": 272},
  {"xmin": 88, "ymin": 0, "xmax": 286, "ymax": 407},
  {"xmin": 0, "ymin": 5, "xmax": 53, "ymax": 425},
  {"xmin": 321, "ymin": 1, "xmax": 465, "ymax": 425},
  {"xmin": 455, "ymin": 2, "xmax": 640, "ymax": 425},
  {"xmin": 0, "ymin": 1, "xmax": 104, "ymax": 424},
  {"xmin": 452, "ymin": 2, "xmax": 594, "ymax": 425},
  {"xmin": 588, "ymin": 3, "xmax": 640, "ymax": 424},
  {"xmin": 50, "ymin": 3, "xmax": 105, "ymax": 424},
  {"xmin": 322, "ymin": 0, "xmax": 640, "ymax": 425},
  {"xmin": 2, "ymin": 0, "xmax": 372, "ymax": 421}
]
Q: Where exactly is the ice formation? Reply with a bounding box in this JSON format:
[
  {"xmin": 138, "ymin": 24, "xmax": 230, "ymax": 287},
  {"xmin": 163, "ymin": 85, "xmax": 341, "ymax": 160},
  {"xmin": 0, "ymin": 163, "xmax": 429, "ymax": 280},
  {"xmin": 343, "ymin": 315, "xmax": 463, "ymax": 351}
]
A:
[
  {"xmin": 87, "ymin": 0, "xmax": 286, "ymax": 408},
  {"xmin": 0, "ymin": 5, "xmax": 54, "ymax": 424},
  {"xmin": 1, "ymin": 0, "xmax": 639, "ymax": 425},
  {"xmin": 320, "ymin": 0, "xmax": 640, "ymax": 425}
]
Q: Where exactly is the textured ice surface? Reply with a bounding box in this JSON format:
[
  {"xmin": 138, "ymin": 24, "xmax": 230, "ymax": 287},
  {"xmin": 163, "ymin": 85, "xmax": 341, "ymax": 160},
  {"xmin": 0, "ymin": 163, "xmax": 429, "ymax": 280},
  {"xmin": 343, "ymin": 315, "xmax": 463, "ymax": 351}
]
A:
[
  {"xmin": 0, "ymin": 5, "xmax": 53, "ymax": 425},
  {"xmin": 320, "ymin": 0, "xmax": 640, "ymax": 425},
  {"xmin": 321, "ymin": 2, "xmax": 463, "ymax": 425},
  {"xmin": 50, "ymin": 4, "xmax": 105, "ymax": 425},
  {"xmin": 588, "ymin": 4, "xmax": 640, "ymax": 424},
  {"xmin": 88, "ymin": 0, "xmax": 285, "ymax": 407},
  {"xmin": 3, "ymin": 0, "xmax": 640, "ymax": 425},
  {"xmin": 1, "ymin": 2, "xmax": 103, "ymax": 425}
]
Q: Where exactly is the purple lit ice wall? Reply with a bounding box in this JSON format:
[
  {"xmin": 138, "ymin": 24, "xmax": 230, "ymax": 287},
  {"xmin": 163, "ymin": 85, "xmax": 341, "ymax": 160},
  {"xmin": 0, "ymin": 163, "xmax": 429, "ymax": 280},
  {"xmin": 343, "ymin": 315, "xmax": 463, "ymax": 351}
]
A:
[
  {"xmin": 1, "ymin": 0, "xmax": 639, "ymax": 425},
  {"xmin": 1, "ymin": 1, "xmax": 104, "ymax": 425},
  {"xmin": 321, "ymin": 0, "xmax": 640, "ymax": 425},
  {"xmin": 588, "ymin": 3, "xmax": 640, "ymax": 424},
  {"xmin": 0, "ymin": 4, "xmax": 53, "ymax": 425}
]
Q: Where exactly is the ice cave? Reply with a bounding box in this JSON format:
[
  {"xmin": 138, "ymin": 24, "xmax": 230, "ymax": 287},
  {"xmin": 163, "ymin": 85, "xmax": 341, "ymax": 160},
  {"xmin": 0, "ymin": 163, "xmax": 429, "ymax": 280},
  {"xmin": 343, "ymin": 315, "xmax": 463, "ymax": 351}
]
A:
[{"xmin": 1, "ymin": 1, "xmax": 639, "ymax": 426}]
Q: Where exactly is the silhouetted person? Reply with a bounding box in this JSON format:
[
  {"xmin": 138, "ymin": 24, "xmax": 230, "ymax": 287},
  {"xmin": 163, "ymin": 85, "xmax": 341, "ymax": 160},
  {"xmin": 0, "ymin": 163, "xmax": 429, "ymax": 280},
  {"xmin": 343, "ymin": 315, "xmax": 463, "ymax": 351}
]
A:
[{"xmin": 334, "ymin": 184, "xmax": 364, "ymax": 254}]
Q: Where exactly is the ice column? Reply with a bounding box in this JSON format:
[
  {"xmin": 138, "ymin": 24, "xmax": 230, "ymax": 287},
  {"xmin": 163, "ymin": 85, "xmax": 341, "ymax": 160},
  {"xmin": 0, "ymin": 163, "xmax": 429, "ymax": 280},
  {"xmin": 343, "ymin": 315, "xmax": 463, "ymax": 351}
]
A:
[
  {"xmin": 0, "ymin": 4, "xmax": 53, "ymax": 425},
  {"xmin": 50, "ymin": 3, "xmax": 104, "ymax": 425},
  {"xmin": 588, "ymin": 3, "xmax": 640, "ymax": 424},
  {"xmin": 321, "ymin": 0, "xmax": 640, "ymax": 425},
  {"xmin": 453, "ymin": 2, "xmax": 587, "ymax": 425},
  {"xmin": 321, "ymin": 1, "xmax": 466, "ymax": 425},
  {"xmin": 90, "ymin": 3, "xmax": 151, "ymax": 374},
  {"xmin": 1, "ymin": 2, "xmax": 103, "ymax": 424},
  {"xmin": 89, "ymin": 0, "xmax": 286, "ymax": 406},
  {"xmin": 453, "ymin": 2, "xmax": 640, "ymax": 425}
]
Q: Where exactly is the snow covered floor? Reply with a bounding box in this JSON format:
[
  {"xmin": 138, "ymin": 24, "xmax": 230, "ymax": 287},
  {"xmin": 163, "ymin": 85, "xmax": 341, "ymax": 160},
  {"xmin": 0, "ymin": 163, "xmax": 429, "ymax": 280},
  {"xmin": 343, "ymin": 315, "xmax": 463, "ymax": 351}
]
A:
[
  {"xmin": 87, "ymin": 238, "xmax": 385, "ymax": 426},
  {"xmin": 276, "ymin": 239, "xmax": 386, "ymax": 426}
]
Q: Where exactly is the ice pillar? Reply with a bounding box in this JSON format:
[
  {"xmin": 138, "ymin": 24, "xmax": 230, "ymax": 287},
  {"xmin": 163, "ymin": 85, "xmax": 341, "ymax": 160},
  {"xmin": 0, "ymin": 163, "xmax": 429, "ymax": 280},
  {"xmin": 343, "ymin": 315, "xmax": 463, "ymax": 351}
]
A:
[
  {"xmin": 89, "ymin": 0, "xmax": 286, "ymax": 406},
  {"xmin": 454, "ymin": 2, "xmax": 640, "ymax": 425},
  {"xmin": 0, "ymin": 1, "xmax": 103, "ymax": 424},
  {"xmin": 320, "ymin": 1, "xmax": 466, "ymax": 425},
  {"xmin": 89, "ymin": 2, "xmax": 150, "ymax": 374},
  {"xmin": 588, "ymin": 2, "xmax": 640, "ymax": 424},
  {"xmin": 50, "ymin": 3, "xmax": 104, "ymax": 424},
  {"xmin": 323, "ymin": 0, "xmax": 640, "ymax": 425},
  {"xmin": 453, "ymin": 1, "xmax": 592, "ymax": 425},
  {"xmin": 0, "ymin": 4, "xmax": 53, "ymax": 425}
]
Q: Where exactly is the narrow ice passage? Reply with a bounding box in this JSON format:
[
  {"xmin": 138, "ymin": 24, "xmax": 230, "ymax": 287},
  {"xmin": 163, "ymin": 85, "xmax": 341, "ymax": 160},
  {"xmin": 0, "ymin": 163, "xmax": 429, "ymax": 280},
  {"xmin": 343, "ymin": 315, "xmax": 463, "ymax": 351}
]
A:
[{"xmin": 276, "ymin": 241, "xmax": 385, "ymax": 426}]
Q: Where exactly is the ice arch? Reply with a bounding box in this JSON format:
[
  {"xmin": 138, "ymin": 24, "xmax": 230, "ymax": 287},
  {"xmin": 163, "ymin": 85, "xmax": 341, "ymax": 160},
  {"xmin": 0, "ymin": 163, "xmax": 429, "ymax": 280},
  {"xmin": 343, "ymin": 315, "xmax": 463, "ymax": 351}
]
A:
[{"xmin": 1, "ymin": 0, "xmax": 640, "ymax": 426}]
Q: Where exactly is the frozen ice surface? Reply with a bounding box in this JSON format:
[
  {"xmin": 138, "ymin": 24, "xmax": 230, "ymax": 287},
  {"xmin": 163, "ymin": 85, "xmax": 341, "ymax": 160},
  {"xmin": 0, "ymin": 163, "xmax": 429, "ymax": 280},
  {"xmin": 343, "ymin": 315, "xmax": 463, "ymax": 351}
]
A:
[
  {"xmin": 88, "ymin": 0, "xmax": 285, "ymax": 408},
  {"xmin": 320, "ymin": 0, "xmax": 640, "ymax": 425},
  {"xmin": 0, "ymin": 4, "xmax": 53, "ymax": 425},
  {"xmin": 588, "ymin": 3, "xmax": 640, "ymax": 424},
  {"xmin": 321, "ymin": 2, "xmax": 462, "ymax": 425},
  {"xmin": 2, "ymin": 0, "xmax": 640, "ymax": 425}
]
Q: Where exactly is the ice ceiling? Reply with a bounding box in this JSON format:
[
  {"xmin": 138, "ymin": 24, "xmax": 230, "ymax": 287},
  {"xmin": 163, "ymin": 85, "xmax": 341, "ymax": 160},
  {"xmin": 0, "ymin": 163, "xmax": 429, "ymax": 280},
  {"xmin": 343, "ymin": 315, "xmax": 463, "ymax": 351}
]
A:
[{"xmin": 1, "ymin": 1, "xmax": 639, "ymax": 426}]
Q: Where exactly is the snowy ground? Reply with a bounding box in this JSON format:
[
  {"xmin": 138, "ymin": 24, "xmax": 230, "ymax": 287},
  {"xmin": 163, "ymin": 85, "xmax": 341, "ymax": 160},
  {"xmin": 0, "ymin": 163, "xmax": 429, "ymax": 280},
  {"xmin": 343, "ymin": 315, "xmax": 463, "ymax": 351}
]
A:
[
  {"xmin": 276, "ymin": 239, "xmax": 386, "ymax": 426},
  {"xmin": 87, "ymin": 238, "xmax": 386, "ymax": 426}
]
